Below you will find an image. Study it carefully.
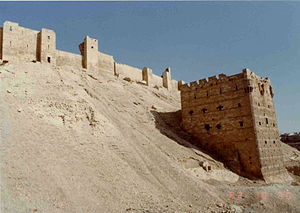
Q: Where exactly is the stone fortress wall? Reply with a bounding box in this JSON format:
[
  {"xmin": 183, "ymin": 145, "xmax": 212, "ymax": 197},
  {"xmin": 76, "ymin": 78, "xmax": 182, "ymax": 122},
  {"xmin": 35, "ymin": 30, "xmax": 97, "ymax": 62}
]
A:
[
  {"xmin": 0, "ymin": 21, "xmax": 179, "ymax": 91},
  {"xmin": 0, "ymin": 21, "xmax": 290, "ymax": 183},
  {"xmin": 180, "ymin": 69, "xmax": 291, "ymax": 182}
]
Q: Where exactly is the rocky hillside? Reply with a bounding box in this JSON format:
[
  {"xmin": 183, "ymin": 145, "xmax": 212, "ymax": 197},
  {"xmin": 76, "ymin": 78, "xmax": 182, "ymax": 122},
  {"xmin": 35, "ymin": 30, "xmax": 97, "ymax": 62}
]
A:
[{"xmin": 0, "ymin": 62, "xmax": 299, "ymax": 213}]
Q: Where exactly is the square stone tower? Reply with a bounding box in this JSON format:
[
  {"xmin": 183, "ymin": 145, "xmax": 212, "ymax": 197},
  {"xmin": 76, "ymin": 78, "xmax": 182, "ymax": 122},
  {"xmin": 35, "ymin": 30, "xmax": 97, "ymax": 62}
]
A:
[
  {"xmin": 79, "ymin": 36, "xmax": 99, "ymax": 70},
  {"xmin": 37, "ymin": 28, "xmax": 56, "ymax": 64},
  {"xmin": 180, "ymin": 69, "xmax": 291, "ymax": 183},
  {"xmin": 0, "ymin": 21, "xmax": 56, "ymax": 64}
]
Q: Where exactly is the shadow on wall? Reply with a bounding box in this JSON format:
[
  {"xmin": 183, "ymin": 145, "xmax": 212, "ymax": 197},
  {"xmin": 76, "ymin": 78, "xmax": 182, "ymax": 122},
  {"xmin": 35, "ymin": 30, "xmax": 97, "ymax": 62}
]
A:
[
  {"xmin": 150, "ymin": 110, "xmax": 251, "ymax": 179},
  {"xmin": 150, "ymin": 110, "xmax": 221, "ymax": 162}
]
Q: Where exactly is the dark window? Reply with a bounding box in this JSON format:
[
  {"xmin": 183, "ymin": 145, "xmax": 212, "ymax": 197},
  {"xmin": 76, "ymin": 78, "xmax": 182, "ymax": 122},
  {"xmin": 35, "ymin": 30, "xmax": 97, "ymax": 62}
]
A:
[
  {"xmin": 238, "ymin": 103, "xmax": 241, "ymax": 107},
  {"xmin": 47, "ymin": 57, "xmax": 51, "ymax": 63},
  {"xmin": 260, "ymin": 84, "xmax": 265, "ymax": 95},
  {"xmin": 265, "ymin": 141, "xmax": 267, "ymax": 144},
  {"xmin": 48, "ymin": 35, "xmax": 51, "ymax": 39},
  {"xmin": 189, "ymin": 110, "xmax": 194, "ymax": 116},
  {"xmin": 244, "ymin": 86, "xmax": 253, "ymax": 93},
  {"xmin": 219, "ymin": 88, "xmax": 222, "ymax": 94},
  {"xmin": 9, "ymin": 26, "xmax": 12, "ymax": 31},
  {"xmin": 265, "ymin": 118, "xmax": 268, "ymax": 124},
  {"xmin": 9, "ymin": 41, "xmax": 12, "ymax": 47},
  {"xmin": 273, "ymin": 123, "xmax": 276, "ymax": 127},
  {"xmin": 216, "ymin": 105, "xmax": 224, "ymax": 111},
  {"xmin": 236, "ymin": 85, "xmax": 238, "ymax": 90},
  {"xmin": 239, "ymin": 121, "xmax": 244, "ymax": 127},
  {"xmin": 259, "ymin": 122, "xmax": 262, "ymax": 125},
  {"xmin": 204, "ymin": 124, "xmax": 211, "ymax": 131},
  {"xmin": 201, "ymin": 108, "xmax": 208, "ymax": 113},
  {"xmin": 91, "ymin": 46, "xmax": 94, "ymax": 49},
  {"xmin": 258, "ymin": 103, "xmax": 260, "ymax": 106},
  {"xmin": 216, "ymin": 124, "xmax": 222, "ymax": 129},
  {"xmin": 273, "ymin": 141, "xmax": 276, "ymax": 144}
]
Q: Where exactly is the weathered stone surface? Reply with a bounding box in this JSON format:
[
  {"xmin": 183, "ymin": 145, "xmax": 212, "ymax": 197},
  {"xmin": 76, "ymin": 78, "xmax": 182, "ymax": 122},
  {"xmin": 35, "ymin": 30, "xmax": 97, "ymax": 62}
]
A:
[
  {"xmin": 0, "ymin": 21, "xmax": 180, "ymax": 92},
  {"xmin": 180, "ymin": 69, "xmax": 291, "ymax": 183}
]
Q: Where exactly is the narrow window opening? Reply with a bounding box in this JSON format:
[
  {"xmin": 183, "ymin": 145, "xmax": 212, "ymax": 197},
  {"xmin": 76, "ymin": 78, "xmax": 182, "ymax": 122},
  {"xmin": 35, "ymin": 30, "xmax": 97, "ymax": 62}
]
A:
[
  {"xmin": 48, "ymin": 35, "xmax": 51, "ymax": 39},
  {"xmin": 202, "ymin": 108, "xmax": 208, "ymax": 113},
  {"xmin": 47, "ymin": 57, "xmax": 51, "ymax": 63},
  {"xmin": 9, "ymin": 41, "xmax": 12, "ymax": 47},
  {"xmin": 189, "ymin": 110, "xmax": 194, "ymax": 116},
  {"xmin": 91, "ymin": 46, "xmax": 94, "ymax": 49},
  {"xmin": 267, "ymin": 105, "xmax": 270, "ymax": 108},
  {"xmin": 9, "ymin": 26, "xmax": 12, "ymax": 31},
  {"xmin": 265, "ymin": 118, "xmax": 268, "ymax": 125},
  {"xmin": 216, "ymin": 105, "xmax": 224, "ymax": 111},
  {"xmin": 216, "ymin": 124, "xmax": 222, "ymax": 129},
  {"xmin": 259, "ymin": 122, "xmax": 262, "ymax": 125},
  {"xmin": 194, "ymin": 94, "xmax": 196, "ymax": 99},
  {"xmin": 206, "ymin": 91, "xmax": 209, "ymax": 97},
  {"xmin": 273, "ymin": 141, "xmax": 276, "ymax": 144},
  {"xmin": 235, "ymin": 85, "xmax": 238, "ymax": 90},
  {"xmin": 26, "ymin": 44, "xmax": 28, "ymax": 48},
  {"xmin": 204, "ymin": 124, "xmax": 211, "ymax": 131},
  {"xmin": 260, "ymin": 84, "xmax": 265, "ymax": 95},
  {"xmin": 219, "ymin": 88, "xmax": 222, "ymax": 94},
  {"xmin": 265, "ymin": 141, "xmax": 267, "ymax": 145},
  {"xmin": 258, "ymin": 103, "xmax": 260, "ymax": 106},
  {"xmin": 239, "ymin": 121, "xmax": 244, "ymax": 127},
  {"xmin": 48, "ymin": 45, "xmax": 49, "ymax": 50},
  {"xmin": 273, "ymin": 123, "xmax": 275, "ymax": 127},
  {"xmin": 238, "ymin": 103, "xmax": 241, "ymax": 107},
  {"xmin": 244, "ymin": 86, "xmax": 253, "ymax": 93}
]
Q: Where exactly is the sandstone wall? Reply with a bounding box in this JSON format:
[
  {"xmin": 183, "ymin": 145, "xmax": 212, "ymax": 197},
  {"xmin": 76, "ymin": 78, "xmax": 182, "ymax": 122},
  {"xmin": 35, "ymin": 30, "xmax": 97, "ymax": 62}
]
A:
[
  {"xmin": 180, "ymin": 69, "xmax": 289, "ymax": 182},
  {"xmin": 171, "ymin": 79, "xmax": 178, "ymax": 90},
  {"xmin": 0, "ymin": 21, "xmax": 179, "ymax": 92},
  {"xmin": 152, "ymin": 74, "xmax": 164, "ymax": 88},
  {"xmin": 97, "ymin": 52, "xmax": 114, "ymax": 72},
  {"xmin": 56, "ymin": 50, "xmax": 82, "ymax": 68},
  {"xmin": 115, "ymin": 63, "xmax": 143, "ymax": 82},
  {"xmin": 2, "ymin": 21, "xmax": 39, "ymax": 62},
  {"xmin": 180, "ymin": 72, "xmax": 261, "ymax": 178},
  {"xmin": 246, "ymin": 71, "xmax": 288, "ymax": 182},
  {"xmin": 38, "ymin": 28, "xmax": 56, "ymax": 65}
]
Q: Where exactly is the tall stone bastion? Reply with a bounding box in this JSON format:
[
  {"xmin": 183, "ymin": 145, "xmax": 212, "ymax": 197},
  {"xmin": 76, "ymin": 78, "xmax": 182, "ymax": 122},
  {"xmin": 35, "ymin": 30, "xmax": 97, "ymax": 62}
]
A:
[{"xmin": 0, "ymin": 21, "xmax": 291, "ymax": 183}]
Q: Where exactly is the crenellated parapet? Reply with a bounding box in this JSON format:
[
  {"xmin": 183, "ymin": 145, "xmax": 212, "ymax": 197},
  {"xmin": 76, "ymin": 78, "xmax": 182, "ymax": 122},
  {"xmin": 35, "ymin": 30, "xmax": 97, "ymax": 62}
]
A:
[
  {"xmin": 180, "ymin": 68, "xmax": 291, "ymax": 183},
  {"xmin": 0, "ymin": 21, "xmax": 180, "ymax": 92}
]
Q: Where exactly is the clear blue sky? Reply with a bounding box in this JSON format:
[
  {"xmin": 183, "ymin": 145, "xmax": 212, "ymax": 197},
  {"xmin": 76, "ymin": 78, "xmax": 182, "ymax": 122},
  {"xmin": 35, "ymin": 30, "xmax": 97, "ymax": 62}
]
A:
[{"xmin": 0, "ymin": 2, "xmax": 299, "ymax": 133}]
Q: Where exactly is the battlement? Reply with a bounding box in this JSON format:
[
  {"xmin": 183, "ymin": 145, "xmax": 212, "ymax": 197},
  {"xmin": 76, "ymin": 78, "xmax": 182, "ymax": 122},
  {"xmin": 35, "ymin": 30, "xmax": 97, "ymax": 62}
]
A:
[
  {"xmin": 0, "ymin": 21, "xmax": 179, "ymax": 92},
  {"xmin": 180, "ymin": 68, "xmax": 270, "ymax": 91},
  {"xmin": 180, "ymin": 68, "xmax": 290, "ymax": 183}
]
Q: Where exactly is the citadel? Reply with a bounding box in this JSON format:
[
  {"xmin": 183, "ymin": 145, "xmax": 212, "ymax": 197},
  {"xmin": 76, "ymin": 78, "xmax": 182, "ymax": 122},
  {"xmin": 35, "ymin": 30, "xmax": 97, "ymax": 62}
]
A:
[{"xmin": 0, "ymin": 21, "xmax": 291, "ymax": 183}]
